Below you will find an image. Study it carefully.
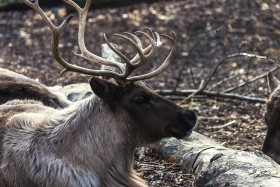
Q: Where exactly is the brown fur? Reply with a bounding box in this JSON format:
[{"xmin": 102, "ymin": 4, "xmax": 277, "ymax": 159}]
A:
[{"xmin": 263, "ymin": 74, "xmax": 280, "ymax": 164}]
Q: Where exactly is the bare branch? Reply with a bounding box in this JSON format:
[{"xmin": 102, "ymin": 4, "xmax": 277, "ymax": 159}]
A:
[
  {"xmin": 227, "ymin": 53, "xmax": 276, "ymax": 64},
  {"xmin": 223, "ymin": 66, "xmax": 278, "ymax": 93},
  {"xmin": 199, "ymin": 58, "xmax": 226, "ymax": 92},
  {"xmin": 207, "ymin": 74, "xmax": 240, "ymax": 91},
  {"xmin": 174, "ymin": 25, "xmax": 227, "ymax": 91},
  {"xmin": 156, "ymin": 89, "xmax": 266, "ymax": 103}
]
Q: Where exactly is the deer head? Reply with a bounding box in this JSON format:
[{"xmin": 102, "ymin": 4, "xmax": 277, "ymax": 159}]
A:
[{"xmin": 21, "ymin": 0, "xmax": 197, "ymax": 145}]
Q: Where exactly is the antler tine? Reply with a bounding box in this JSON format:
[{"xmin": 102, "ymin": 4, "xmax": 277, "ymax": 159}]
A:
[
  {"xmin": 127, "ymin": 31, "xmax": 177, "ymax": 81},
  {"xmin": 144, "ymin": 27, "xmax": 156, "ymax": 40},
  {"xmin": 123, "ymin": 32, "xmax": 143, "ymax": 49},
  {"xmin": 109, "ymin": 29, "xmax": 166, "ymax": 80},
  {"xmin": 113, "ymin": 33, "xmax": 147, "ymax": 65},
  {"xmin": 129, "ymin": 30, "xmax": 161, "ymax": 64},
  {"xmin": 22, "ymin": 0, "xmax": 61, "ymax": 33},
  {"xmin": 103, "ymin": 33, "xmax": 131, "ymax": 65},
  {"xmin": 111, "ymin": 33, "xmax": 150, "ymax": 79},
  {"xmin": 123, "ymin": 31, "xmax": 158, "ymax": 65},
  {"xmin": 135, "ymin": 31, "xmax": 161, "ymax": 61},
  {"xmin": 62, "ymin": 0, "xmax": 125, "ymax": 72},
  {"xmin": 22, "ymin": 0, "xmax": 124, "ymax": 80},
  {"xmin": 114, "ymin": 30, "xmax": 161, "ymax": 64}
]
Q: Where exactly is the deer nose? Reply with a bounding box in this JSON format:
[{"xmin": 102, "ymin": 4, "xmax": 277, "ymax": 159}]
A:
[{"xmin": 179, "ymin": 109, "xmax": 197, "ymax": 127}]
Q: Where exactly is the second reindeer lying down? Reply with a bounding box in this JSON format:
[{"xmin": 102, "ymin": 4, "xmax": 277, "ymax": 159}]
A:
[
  {"xmin": 0, "ymin": 68, "xmax": 70, "ymax": 109},
  {"xmin": 0, "ymin": 0, "xmax": 197, "ymax": 186}
]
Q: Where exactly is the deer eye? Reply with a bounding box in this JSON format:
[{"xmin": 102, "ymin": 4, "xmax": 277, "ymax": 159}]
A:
[{"xmin": 133, "ymin": 94, "xmax": 150, "ymax": 105}]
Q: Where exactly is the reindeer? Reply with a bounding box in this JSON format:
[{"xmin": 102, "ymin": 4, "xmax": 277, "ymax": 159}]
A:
[
  {"xmin": 0, "ymin": 0, "xmax": 197, "ymax": 186},
  {"xmin": 0, "ymin": 68, "xmax": 71, "ymax": 109},
  {"xmin": 262, "ymin": 73, "xmax": 280, "ymax": 164}
]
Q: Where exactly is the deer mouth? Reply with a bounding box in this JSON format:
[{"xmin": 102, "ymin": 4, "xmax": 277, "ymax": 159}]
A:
[
  {"xmin": 173, "ymin": 130, "xmax": 193, "ymax": 139},
  {"xmin": 172, "ymin": 119, "xmax": 196, "ymax": 139}
]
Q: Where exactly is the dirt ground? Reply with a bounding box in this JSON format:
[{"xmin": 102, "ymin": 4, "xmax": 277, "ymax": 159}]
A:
[{"xmin": 0, "ymin": 0, "xmax": 280, "ymax": 186}]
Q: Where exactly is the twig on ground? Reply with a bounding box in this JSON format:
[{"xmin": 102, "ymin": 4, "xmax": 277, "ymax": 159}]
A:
[
  {"xmin": 205, "ymin": 120, "xmax": 238, "ymax": 129},
  {"xmin": 198, "ymin": 116, "xmax": 239, "ymax": 121},
  {"xmin": 207, "ymin": 73, "xmax": 239, "ymax": 91},
  {"xmin": 137, "ymin": 163, "xmax": 166, "ymax": 169},
  {"xmin": 173, "ymin": 25, "xmax": 226, "ymax": 91},
  {"xmin": 178, "ymin": 79, "xmax": 204, "ymax": 104},
  {"xmin": 222, "ymin": 66, "xmax": 278, "ymax": 93},
  {"xmin": 199, "ymin": 58, "xmax": 227, "ymax": 92},
  {"xmin": 227, "ymin": 53, "xmax": 276, "ymax": 64}
]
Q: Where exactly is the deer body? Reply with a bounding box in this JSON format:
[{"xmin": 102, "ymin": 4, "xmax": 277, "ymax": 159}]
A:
[{"xmin": 0, "ymin": 78, "xmax": 196, "ymax": 187}]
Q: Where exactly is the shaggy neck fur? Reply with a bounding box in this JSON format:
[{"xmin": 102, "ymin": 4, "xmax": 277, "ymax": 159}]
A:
[{"xmin": 1, "ymin": 96, "xmax": 147, "ymax": 187}]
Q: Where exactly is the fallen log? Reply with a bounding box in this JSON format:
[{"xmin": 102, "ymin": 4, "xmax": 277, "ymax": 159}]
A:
[{"xmin": 156, "ymin": 132, "xmax": 280, "ymax": 186}]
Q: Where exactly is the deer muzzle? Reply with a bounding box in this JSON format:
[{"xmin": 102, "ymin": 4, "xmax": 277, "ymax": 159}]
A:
[{"xmin": 173, "ymin": 109, "xmax": 197, "ymax": 139}]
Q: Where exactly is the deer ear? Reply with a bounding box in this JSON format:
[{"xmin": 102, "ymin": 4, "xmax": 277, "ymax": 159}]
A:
[
  {"xmin": 267, "ymin": 72, "xmax": 280, "ymax": 94},
  {"xmin": 89, "ymin": 77, "xmax": 120, "ymax": 105}
]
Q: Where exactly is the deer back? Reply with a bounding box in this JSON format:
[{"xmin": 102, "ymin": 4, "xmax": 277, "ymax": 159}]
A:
[{"xmin": 0, "ymin": 68, "xmax": 70, "ymax": 109}]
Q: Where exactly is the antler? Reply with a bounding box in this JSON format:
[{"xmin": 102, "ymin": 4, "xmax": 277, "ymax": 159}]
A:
[{"xmin": 22, "ymin": 0, "xmax": 177, "ymax": 83}]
